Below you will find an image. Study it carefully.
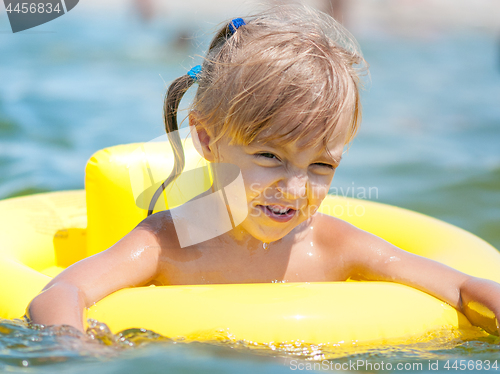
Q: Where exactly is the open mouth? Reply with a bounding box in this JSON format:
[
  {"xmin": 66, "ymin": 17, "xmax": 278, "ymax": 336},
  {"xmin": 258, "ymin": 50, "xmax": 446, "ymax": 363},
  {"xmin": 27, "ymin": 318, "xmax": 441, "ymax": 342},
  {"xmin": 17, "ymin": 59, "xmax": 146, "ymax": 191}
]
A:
[{"xmin": 257, "ymin": 204, "xmax": 297, "ymax": 222}]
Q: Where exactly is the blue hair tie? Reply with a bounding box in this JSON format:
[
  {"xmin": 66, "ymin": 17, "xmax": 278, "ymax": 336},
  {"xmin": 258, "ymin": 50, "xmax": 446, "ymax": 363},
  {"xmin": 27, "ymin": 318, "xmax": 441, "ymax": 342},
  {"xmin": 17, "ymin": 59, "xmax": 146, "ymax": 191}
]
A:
[
  {"xmin": 228, "ymin": 18, "xmax": 246, "ymax": 34},
  {"xmin": 187, "ymin": 19, "xmax": 244, "ymax": 81},
  {"xmin": 187, "ymin": 65, "xmax": 202, "ymax": 81}
]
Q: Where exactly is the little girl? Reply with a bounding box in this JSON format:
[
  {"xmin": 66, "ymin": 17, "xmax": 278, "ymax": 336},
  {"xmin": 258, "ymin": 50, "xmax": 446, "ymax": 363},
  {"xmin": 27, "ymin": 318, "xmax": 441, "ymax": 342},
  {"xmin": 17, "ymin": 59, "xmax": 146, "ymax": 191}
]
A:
[{"xmin": 29, "ymin": 4, "xmax": 500, "ymax": 336}]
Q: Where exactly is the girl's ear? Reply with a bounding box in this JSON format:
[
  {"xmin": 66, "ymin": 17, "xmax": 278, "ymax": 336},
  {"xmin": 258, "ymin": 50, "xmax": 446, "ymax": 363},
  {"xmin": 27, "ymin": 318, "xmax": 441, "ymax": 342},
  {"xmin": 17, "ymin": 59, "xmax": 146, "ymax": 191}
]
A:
[{"xmin": 189, "ymin": 112, "xmax": 216, "ymax": 162}]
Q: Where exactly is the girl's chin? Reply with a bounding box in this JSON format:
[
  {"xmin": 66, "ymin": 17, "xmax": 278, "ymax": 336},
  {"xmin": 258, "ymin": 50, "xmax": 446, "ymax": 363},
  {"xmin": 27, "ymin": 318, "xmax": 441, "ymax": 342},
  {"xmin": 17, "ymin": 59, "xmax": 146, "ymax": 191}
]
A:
[
  {"xmin": 250, "ymin": 226, "xmax": 295, "ymax": 244},
  {"xmin": 225, "ymin": 222, "xmax": 289, "ymax": 244},
  {"xmin": 235, "ymin": 209, "xmax": 309, "ymax": 243}
]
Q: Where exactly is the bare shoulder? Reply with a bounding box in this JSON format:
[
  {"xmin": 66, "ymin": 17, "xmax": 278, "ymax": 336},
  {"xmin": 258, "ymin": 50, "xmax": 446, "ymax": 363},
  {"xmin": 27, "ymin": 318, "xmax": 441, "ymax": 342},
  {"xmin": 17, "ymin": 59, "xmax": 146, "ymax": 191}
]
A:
[
  {"xmin": 312, "ymin": 212, "xmax": 371, "ymax": 249},
  {"xmin": 303, "ymin": 213, "xmax": 362, "ymax": 276},
  {"xmin": 310, "ymin": 214, "xmax": 473, "ymax": 309},
  {"xmin": 134, "ymin": 210, "xmax": 180, "ymax": 252},
  {"xmin": 311, "ymin": 212, "xmax": 395, "ymax": 269}
]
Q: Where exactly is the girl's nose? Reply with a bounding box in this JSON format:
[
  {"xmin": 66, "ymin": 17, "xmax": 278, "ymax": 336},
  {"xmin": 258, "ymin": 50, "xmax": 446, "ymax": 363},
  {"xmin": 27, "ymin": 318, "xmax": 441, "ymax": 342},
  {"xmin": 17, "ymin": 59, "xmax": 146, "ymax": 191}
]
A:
[{"xmin": 278, "ymin": 173, "xmax": 308, "ymax": 199}]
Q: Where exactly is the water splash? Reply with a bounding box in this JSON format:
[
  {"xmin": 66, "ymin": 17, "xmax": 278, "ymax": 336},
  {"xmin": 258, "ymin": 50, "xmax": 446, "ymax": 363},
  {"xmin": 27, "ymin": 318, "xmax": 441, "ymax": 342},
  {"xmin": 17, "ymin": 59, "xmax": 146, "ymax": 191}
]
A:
[
  {"xmin": 1, "ymin": 318, "xmax": 499, "ymax": 372},
  {"xmin": 86, "ymin": 319, "xmax": 171, "ymax": 347}
]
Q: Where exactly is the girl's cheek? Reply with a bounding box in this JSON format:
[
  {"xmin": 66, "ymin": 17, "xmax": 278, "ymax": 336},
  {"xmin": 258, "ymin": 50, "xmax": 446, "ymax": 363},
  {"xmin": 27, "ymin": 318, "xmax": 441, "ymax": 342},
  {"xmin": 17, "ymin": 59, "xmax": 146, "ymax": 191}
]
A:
[
  {"xmin": 300, "ymin": 182, "xmax": 328, "ymax": 217},
  {"xmin": 243, "ymin": 169, "xmax": 275, "ymax": 199},
  {"xmin": 246, "ymin": 182, "xmax": 263, "ymax": 199},
  {"xmin": 308, "ymin": 180, "xmax": 329, "ymax": 202}
]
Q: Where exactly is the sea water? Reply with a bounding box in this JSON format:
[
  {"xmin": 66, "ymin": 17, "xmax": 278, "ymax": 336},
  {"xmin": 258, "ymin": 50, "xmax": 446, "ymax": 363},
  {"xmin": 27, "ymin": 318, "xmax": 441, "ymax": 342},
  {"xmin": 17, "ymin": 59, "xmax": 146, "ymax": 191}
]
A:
[
  {"xmin": 1, "ymin": 4, "xmax": 500, "ymax": 373},
  {"xmin": 1, "ymin": 318, "xmax": 499, "ymax": 373}
]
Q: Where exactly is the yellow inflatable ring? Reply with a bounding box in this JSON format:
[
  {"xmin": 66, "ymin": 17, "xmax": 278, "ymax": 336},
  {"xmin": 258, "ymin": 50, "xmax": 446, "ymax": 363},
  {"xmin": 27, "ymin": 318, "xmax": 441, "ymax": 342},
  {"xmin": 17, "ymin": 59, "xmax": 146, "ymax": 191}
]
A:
[{"xmin": 1, "ymin": 139, "xmax": 499, "ymax": 348}]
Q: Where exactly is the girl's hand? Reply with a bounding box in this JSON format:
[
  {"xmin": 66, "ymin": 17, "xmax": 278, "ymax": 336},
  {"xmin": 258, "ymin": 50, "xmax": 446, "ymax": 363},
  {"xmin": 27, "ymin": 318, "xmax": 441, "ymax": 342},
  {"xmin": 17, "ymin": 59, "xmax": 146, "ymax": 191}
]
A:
[{"xmin": 459, "ymin": 277, "xmax": 500, "ymax": 336}]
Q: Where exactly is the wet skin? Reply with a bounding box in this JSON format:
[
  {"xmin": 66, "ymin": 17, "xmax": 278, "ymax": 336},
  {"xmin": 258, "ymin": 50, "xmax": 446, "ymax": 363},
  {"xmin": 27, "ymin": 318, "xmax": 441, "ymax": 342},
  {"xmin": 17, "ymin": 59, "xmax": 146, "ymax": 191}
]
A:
[
  {"xmin": 27, "ymin": 116, "xmax": 500, "ymax": 335},
  {"xmin": 142, "ymin": 112, "xmax": 350, "ymax": 284}
]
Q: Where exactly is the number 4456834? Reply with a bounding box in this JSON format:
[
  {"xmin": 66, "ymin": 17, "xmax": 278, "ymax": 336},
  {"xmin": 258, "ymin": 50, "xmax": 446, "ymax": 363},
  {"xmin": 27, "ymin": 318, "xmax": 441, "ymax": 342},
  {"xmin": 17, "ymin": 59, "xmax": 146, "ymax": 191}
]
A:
[
  {"xmin": 6, "ymin": 3, "xmax": 62, "ymax": 14},
  {"xmin": 444, "ymin": 360, "xmax": 498, "ymax": 371}
]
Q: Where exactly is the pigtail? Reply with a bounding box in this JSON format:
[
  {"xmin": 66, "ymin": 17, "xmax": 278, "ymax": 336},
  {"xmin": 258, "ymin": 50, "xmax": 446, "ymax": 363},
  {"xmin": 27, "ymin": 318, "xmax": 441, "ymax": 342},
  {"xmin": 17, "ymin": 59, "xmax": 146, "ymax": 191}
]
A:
[
  {"xmin": 208, "ymin": 25, "xmax": 231, "ymax": 52},
  {"xmin": 208, "ymin": 18, "xmax": 245, "ymax": 52},
  {"xmin": 147, "ymin": 74, "xmax": 196, "ymax": 216},
  {"xmin": 146, "ymin": 19, "xmax": 247, "ymax": 216}
]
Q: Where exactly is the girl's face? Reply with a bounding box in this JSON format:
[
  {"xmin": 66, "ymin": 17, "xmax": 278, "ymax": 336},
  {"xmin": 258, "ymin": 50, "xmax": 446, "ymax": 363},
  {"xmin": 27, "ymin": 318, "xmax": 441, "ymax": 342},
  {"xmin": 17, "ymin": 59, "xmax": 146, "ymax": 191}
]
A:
[{"xmin": 195, "ymin": 114, "xmax": 350, "ymax": 244}]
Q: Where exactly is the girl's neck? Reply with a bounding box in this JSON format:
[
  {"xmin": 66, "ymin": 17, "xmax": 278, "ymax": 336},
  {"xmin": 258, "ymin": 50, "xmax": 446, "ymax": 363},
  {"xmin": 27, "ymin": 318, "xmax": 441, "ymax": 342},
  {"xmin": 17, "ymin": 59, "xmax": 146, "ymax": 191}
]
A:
[{"xmin": 218, "ymin": 215, "xmax": 315, "ymax": 254}]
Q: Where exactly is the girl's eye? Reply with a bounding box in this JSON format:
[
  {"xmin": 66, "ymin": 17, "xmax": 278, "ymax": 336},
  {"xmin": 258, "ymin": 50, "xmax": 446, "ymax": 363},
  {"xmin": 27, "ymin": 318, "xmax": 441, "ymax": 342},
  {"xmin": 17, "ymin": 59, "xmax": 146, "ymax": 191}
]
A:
[
  {"xmin": 256, "ymin": 152, "xmax": 279, "ymax": 160},
  {"xmin": 254, "ymin": 153, "xmax": 335, "ymax": 170},
  {"xmin": 313, "ymin": 163, "xmax": 335, "ymax": 170}
]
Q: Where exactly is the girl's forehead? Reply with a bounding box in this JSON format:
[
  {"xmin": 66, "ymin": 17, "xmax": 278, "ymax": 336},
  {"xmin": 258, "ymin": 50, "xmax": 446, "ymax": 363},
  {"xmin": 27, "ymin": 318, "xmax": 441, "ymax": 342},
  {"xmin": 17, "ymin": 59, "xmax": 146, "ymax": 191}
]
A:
[{"xmin": 250, "ymin": 112, "xmax": 350, "ymax": 149}]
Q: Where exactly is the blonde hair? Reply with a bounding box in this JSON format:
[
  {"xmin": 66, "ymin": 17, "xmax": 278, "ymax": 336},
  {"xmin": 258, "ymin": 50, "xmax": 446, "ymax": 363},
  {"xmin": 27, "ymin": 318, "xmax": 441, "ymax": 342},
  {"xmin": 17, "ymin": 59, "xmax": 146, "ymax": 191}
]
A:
[{"xmin": 149, "ymin": 4, "xmax": 367, "ymax": 215}]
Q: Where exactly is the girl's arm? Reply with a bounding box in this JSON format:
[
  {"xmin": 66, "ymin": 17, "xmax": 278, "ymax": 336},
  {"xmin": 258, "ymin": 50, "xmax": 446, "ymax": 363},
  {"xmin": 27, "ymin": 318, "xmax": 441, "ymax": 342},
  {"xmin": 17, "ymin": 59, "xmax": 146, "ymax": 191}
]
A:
[
  {"xmin": 330, "ymin": 219, "xmax": 500, "ymax": 335},
  {"xmin": 27, "ymin": 215, "xmax": 167, "ymax": 332}
]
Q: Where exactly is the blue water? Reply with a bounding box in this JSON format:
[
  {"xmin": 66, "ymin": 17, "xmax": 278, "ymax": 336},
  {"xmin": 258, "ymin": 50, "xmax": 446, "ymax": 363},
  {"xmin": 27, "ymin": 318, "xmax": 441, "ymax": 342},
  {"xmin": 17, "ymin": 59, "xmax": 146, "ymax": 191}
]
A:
[{"xmin": 1, "ymin": 4, "xmax": 500, "ymax": 373}]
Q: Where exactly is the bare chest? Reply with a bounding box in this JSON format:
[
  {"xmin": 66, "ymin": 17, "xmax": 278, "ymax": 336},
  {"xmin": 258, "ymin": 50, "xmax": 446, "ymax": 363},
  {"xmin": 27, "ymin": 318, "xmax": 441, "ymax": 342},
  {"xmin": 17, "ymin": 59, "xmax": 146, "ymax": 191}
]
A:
[{"xmin": 154, "ymin": 236, "xmax": 348, "ymax": 285}]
